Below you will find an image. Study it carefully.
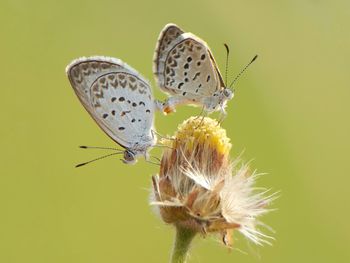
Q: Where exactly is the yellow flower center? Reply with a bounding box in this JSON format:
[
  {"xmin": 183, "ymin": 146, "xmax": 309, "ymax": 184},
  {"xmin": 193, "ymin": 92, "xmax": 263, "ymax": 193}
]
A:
[{"xmin": 175, "ymin": 117, "xmax": 231, "ymax": 156}]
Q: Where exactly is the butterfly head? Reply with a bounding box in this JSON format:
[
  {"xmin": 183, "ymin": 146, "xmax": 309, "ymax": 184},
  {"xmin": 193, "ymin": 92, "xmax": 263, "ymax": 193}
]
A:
[
  {"xmin": 122, "ymin": 150, "xmax": 137, "ymax": 164},
  {"xmin": 222, "ymin": 88, "xmax": 234, "ymax": 100},
  {"xmin": 204, "ymin": 89, "xmax": 233, "ymax": 113},
  {"xmin": 217, "ymin": 88, "xmax": 234, "ymax": 109}
]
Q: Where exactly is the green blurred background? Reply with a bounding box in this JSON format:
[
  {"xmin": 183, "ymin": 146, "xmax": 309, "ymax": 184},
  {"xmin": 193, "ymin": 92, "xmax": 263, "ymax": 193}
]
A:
[{"xmin": 1, "ymin": 0, "xmax": 349, "ymax": 262}]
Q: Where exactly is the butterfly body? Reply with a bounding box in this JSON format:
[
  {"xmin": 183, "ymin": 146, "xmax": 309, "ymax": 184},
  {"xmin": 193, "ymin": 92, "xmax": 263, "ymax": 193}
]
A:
[
  {"xmin": 154, "ymin": 24, "xmax": 234, "ymax": 116},
  {"xmin": 162, "ymin": 88, "xmax": 234, "ymax": 115},
  {"xmin": 66, "ymin": 56, "xmax": 157, "ymax": 164}
]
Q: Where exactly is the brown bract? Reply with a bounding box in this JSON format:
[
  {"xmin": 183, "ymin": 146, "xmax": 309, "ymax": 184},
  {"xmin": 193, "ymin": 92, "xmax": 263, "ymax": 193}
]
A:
[{"xmin": 152, "ymin": 117, "xmax": 236, "ymax": 246}]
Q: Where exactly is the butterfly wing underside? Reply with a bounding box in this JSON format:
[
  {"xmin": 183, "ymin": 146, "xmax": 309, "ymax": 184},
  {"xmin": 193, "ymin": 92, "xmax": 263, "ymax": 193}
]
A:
[
  {"xmin": 154, "ymin": 24, "xmax": 225, "ymax": 103},
  {"xmin": 66, "ymin": 57, "xmax": 154, "ymax": 149},
  {"xmin": 153, "ymin": 23, "xmax": 184, "ymax": 86}
]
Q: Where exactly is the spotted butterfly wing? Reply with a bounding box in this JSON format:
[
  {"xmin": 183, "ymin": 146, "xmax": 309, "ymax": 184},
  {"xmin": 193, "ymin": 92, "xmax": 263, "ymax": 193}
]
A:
[
  {"xmin": 153, "ymin": 23, "xmax": 184, "ymax": 90},
  {"xmin": 153, "ymin": 24, "xmax": 226, "ymax": 111},
  {"xmin": 66, "ymin": 56, "xmax": 155, "ymax": 156}
]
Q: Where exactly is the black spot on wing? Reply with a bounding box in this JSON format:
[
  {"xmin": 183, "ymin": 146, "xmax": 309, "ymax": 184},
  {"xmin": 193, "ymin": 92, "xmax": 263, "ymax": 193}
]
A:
[
  {"xmin": 193, "ymin": 72, "xmax": 200, "ymax": 80},
  {"xmin": 178, "ymin": 82, "xmax": 184, "ymax": 89}
]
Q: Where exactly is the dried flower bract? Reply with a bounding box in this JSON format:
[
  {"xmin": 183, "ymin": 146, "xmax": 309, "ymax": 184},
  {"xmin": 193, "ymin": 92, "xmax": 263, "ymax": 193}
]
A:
[{"xmin": 151, "ymin": 117, "xmax": 275, "ymax": 247}]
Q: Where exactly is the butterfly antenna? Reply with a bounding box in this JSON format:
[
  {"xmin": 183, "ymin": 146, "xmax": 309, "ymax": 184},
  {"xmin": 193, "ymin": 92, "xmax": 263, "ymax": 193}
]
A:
[
  {"xmin": 75, "ymin": 152, "xmax": 122, "ymax": 168},
  {"xmin": 224, "ymin": 43, "xmax": 230, "ymax": 86},
  {"xmin": 229, "ymin": 55, "xmax": 258, "ymax": 88},
  {"xmin": 79, "ymin": 145, "xmax": 122, "ymax": 151}
]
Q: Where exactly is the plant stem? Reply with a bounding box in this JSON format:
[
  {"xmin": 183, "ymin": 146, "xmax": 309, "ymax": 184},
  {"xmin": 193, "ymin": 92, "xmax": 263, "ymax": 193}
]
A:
[{"xmin": 170, "ymin": 226, "xmax": 196, "ymax": 263}]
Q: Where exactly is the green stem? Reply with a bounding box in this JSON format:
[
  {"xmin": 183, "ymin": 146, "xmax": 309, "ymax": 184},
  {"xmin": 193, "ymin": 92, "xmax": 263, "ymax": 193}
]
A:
[{"xmin": 170, "ymin": 226, "xmax": 196, "ymax": 263}]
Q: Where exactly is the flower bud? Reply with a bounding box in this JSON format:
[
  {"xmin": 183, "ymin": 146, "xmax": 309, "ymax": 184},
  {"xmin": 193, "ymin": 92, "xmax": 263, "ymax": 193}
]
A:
[{"xmin": 152, "ymin": 117, "xmax": 275, "ymax": 247}]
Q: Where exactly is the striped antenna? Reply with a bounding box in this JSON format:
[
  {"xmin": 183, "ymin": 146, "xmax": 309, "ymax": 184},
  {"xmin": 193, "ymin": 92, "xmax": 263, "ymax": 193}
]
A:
[
  {"xmin": 224, "ymin": 43, "xmax": 230, "ymax": 86},
  {"xmin": 75, "ymin": 152, "xmax": 123, "ymax": 168},
  {"xmin": 79, "ymin": 145, "xmax": 122, "ymax": 151},
  {"xmin": 229, "ymin": 55, "xmax": 258, "ymax": 88}
]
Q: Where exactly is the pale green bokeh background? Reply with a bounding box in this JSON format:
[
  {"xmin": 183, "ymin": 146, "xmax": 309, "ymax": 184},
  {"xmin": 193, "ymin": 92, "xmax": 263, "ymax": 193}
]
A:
[{"xmin": 1, "ymin": 0, "xmax": 349, "ymax": 262}]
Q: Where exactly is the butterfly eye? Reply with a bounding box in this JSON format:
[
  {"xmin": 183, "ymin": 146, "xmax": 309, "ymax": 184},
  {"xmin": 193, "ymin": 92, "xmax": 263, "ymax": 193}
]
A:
[
  {"xmin": 223, "ymin": 89, "xmax": 233, "ymax": 98},
  {"xmin": 123, "ymin": 151, "xmax": 135, "ymax": 162}
]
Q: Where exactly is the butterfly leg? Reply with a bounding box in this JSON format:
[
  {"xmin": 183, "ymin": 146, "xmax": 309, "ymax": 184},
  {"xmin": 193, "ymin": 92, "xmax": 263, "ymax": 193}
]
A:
[
  {"xmin": 151, "ymin": 129, "xmax": 175, "ymax": 142},
  {"xmin": 217, "ymin": 106, "xmax": 227, "ymax": 125},
  {"xmin": 194, "ymin": 106, "xmax": 205, "ymax": 120},
  {"xmin": 154, "ymin": 144, "xmax": 175, "ymax": 150},
  {"xmin": 145, "ymin": 152, "xmax": 161, "ymax": 166},
  {"xmin": 195, "ymin": 111, "xmax": 208, "ymax": 129}
]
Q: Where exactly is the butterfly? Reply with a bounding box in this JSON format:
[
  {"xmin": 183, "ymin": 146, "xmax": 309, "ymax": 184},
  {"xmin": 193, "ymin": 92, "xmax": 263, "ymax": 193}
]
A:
[
  {"xmin": 153, "ymin": 23, "xmax": 257, "ymax": 117},
  {"xmin": 66, "ymin": 56, "xmax": 158, "ymax": 165}
]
